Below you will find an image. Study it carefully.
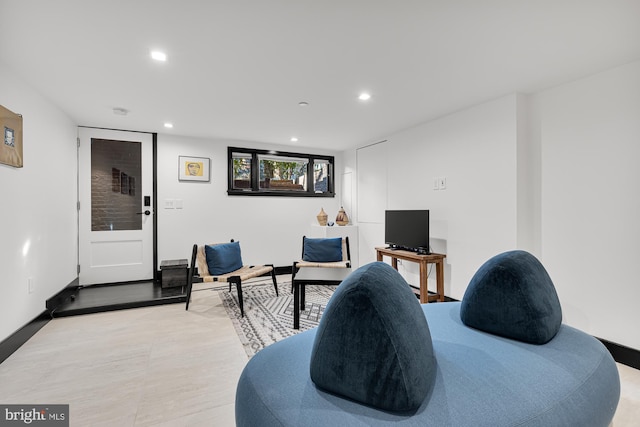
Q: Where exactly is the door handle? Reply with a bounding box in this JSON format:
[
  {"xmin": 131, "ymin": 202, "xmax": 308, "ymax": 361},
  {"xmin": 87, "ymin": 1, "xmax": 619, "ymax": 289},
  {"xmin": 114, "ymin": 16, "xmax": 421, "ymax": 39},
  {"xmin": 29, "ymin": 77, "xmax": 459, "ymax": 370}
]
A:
[{"xmin": 136, "ymin": 210, "xmax": 151, "ymax": 215}]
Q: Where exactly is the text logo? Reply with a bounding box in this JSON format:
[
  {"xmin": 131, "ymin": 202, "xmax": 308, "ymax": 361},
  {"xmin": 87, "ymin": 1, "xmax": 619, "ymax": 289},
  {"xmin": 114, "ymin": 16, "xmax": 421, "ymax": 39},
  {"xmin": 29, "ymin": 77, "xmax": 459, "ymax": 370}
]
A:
[{"xmin": 1, "ymin": 405, "xmax": 68, "ymax": 426}]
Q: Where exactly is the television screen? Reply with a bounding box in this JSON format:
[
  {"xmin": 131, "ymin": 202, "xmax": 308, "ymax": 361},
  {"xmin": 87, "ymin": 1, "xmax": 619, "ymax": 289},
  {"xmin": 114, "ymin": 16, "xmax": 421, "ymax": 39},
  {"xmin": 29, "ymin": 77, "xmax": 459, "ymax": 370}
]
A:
[{"xmin": 385, "ymin": 210, "xmax": 430, "ymax": 254}]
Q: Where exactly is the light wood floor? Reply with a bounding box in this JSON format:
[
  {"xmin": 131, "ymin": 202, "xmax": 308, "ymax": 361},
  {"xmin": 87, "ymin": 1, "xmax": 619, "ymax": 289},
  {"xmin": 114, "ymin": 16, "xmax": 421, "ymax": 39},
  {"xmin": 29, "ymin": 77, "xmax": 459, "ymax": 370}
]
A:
[{"xmin": 0, "ymin": 278, "xmax": 639, "ymax": 426}]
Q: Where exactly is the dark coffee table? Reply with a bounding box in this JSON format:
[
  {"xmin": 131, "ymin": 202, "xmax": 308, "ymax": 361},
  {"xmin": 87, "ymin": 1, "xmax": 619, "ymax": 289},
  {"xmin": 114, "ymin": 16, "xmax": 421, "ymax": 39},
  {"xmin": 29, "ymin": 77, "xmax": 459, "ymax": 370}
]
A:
[{"xmin": 292, "ymin": 267, "xmax": 352, "ymax": 329}]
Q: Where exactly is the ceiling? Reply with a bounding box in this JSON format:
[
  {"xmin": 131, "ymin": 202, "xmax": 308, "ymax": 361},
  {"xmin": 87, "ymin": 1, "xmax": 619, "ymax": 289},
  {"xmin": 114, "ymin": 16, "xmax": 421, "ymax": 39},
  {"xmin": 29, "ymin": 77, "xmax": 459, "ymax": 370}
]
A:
[{"xmin": 2, "ymin": 1, "xmax": 640, "ymax": 151}]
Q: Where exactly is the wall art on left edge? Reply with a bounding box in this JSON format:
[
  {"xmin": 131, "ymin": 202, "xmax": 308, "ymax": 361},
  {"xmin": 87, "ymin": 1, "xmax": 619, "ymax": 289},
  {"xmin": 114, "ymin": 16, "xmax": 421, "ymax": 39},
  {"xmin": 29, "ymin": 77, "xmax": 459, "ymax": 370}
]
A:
[
  {"xmin": 178, "ymin": 155, "xmax": 210, "ymax": 182},
  {"xmin": 0, "ymin": 105, "xmax": 23, "ymax": 168}
]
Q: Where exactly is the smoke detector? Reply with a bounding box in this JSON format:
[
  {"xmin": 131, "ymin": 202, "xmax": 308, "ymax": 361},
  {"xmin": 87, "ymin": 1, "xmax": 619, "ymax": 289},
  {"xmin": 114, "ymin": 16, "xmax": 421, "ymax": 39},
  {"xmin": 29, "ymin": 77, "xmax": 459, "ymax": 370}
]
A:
[{"xmin": 113, "ymin": 107, "xmax": 129, "ymax": 116}]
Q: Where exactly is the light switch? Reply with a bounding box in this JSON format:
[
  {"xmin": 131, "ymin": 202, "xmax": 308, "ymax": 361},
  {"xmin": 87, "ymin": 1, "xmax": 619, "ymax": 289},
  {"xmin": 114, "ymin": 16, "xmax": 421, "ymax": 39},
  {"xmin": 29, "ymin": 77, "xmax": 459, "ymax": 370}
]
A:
[
  {"xmin": 164, "ymin": 199, "xmax": 175, "ymax": 209},
  {"xmin": 175, "ymin": 199, "xmax": 183, "ymax": 209},
  {"xmin": 438, "ymin": 177, "xmax": 446, "ymax": 190},
  {"xmin": 433, "ymin": 178, "xmax": 439, "ymax": 190}
]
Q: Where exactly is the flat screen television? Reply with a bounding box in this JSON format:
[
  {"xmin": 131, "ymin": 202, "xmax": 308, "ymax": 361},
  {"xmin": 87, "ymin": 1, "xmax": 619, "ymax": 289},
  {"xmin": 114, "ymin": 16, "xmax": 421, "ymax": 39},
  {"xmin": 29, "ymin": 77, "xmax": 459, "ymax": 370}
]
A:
[{"xmin": 385, "ymin": 210, "xmax": 430, "ymax": 254}]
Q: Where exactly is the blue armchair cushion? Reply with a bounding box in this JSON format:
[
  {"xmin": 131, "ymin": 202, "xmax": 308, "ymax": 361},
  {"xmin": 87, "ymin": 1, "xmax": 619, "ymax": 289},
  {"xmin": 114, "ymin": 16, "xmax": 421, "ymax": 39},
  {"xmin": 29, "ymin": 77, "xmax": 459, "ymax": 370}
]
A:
[
  {"xmin": 460, "ymin": 250, "xmax": 562, "ymax": 344},
  {"xmin": 205, "ymin": 241, "xmax": 243, "ymax": 275},
  {"xmin": 310, "ymin": 262, "xmax": 436, "ymax": 412},
  {"xmin": 302, "ymin": 237, "xmax": 343, "ymax": 262}
]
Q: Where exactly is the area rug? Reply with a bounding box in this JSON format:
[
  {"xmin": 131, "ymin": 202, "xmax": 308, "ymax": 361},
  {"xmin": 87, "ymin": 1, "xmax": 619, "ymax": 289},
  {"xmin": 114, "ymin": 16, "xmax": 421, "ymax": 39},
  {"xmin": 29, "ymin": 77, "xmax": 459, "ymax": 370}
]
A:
[{"xmin": 217, "ymin": 281, "xmax": 336, "ymax": 358}]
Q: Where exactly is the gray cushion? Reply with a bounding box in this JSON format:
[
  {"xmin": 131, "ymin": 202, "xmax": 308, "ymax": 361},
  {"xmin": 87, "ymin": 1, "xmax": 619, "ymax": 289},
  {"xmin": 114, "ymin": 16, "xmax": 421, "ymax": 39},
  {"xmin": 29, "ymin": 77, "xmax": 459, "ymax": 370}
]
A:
[
  {"xmin": 309, "ymin": 262, "xmax": 436, "ymax": 412},
  {"xmin": 460, "ymin": 250, "xmax": 562, "ymax": 344}
]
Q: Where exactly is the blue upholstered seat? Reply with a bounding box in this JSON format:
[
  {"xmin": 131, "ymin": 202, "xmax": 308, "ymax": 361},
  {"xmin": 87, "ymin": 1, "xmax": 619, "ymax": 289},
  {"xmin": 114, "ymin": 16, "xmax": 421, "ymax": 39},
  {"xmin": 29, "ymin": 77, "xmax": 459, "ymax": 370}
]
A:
[
  {"xmin": 236, "ymin": 303, "xmax": 619, "ymax": 426},
  {"xmin": 236, "ymin": 257, "xmax": 620, "ymax": 426}
]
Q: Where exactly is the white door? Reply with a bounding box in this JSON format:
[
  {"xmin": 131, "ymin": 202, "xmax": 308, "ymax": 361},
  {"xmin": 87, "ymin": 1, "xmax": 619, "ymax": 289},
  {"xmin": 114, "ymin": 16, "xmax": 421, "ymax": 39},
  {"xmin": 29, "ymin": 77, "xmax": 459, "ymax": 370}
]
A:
[{"xmin": 78, "ymin": 127, "xmax": 154, "ymax": 285}]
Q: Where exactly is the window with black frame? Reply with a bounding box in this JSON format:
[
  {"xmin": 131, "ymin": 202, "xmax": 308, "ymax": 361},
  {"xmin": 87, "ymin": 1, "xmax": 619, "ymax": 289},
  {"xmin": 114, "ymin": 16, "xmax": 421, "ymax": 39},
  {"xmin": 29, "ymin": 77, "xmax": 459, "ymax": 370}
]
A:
[{"xmin": 228, "ymin": 147, "xmax": 334, "ymax": 197}]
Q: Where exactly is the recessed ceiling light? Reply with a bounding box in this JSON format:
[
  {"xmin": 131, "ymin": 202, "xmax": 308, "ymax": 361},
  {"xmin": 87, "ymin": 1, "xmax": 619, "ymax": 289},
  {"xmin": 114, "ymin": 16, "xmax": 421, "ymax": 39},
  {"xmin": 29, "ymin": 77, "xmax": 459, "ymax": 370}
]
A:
[
  {"xmin": 290, "ymin": 137, "xmax": 299, "ymax": 142},
  {"xmin": 151, "ymin": 50, "xmax": 167, "ymax": 61},
  {"xmin": 358, "ymin": 93, "xmax": 371, "ymax": 101},
  {"xmin": 164, "ymin": 122, "xmax": 173, "ymax": 128},
  {"xmin": 113, "ymin": 107, "xmax": 129, "ymax": 116},
  {"xmin": 298, "ymin": 101, "xmax": 309, "ymax": 107}
]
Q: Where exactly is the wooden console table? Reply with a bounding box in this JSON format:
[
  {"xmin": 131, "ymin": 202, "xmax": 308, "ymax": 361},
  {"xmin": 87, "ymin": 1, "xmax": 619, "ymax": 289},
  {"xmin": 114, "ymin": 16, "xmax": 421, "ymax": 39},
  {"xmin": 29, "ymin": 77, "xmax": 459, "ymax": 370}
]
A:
[{"xmin": 375, "ymin": 247, "xmax": 446, "ymax": 303}]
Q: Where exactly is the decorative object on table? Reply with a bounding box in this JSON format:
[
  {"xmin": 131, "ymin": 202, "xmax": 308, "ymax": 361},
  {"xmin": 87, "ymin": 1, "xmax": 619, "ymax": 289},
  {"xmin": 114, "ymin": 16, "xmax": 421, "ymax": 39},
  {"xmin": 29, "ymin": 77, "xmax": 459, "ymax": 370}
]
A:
[
  {"xmin": 327, "ymin": 221, "xmax": 334, "ymax": 227},
  {"xmin": 316, "ymin": 207, "xmax": 328, "ymax": 226},
  {"xmin": 336, "ymin": 206, "xmax": 349, "ymax": 226},
  {"xmin": 0, "ymin": 105, "xmax": 23, "ymax": 168},
  {"xmin": 179, "ymin": 155, "xmax": 211, "ymax": 182}
]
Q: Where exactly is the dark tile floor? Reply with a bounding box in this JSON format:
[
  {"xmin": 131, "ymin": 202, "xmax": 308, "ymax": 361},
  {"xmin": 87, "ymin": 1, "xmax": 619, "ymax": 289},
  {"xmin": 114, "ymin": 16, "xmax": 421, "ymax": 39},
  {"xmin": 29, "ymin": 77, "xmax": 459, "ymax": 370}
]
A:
[{"xmin": 52, "ymin": 281, "xmax": 186, "ymax": 317}]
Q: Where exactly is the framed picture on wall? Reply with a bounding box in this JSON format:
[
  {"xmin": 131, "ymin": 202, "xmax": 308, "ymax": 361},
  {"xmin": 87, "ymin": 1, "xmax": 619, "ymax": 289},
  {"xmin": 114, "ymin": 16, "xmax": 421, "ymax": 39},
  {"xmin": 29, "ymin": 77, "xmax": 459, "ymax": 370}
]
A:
[
  {"xmin": 128, "ymin": 176, "xmax": 136, "ymax": 196},
  {"xmin": 0, "ymin": 105, "xmax": 23, "ymax": 168},
  {"xmin": 120, "ymin": 172, "xmax": 129, "ymax": 194},
  {"xmin": 179, "ymin": 155, "xmax": 210, "ymax": 182},
  {"xmin": 112, "ymin": 168, "xmax": 120, "ymax": 192}
]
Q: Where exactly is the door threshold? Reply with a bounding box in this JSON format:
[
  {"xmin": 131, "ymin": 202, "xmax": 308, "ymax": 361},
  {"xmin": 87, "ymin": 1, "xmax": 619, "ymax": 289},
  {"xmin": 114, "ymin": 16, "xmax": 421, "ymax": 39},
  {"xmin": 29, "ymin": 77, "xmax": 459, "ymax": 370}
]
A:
[{"xmin": 52, "ymin": 281, "xmax": 186, "ymax": 317}]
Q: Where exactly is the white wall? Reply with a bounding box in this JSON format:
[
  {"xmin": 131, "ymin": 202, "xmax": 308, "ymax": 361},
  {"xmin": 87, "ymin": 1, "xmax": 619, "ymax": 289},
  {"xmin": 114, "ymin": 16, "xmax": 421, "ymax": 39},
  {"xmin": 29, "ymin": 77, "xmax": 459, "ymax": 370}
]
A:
[
  {"xmin": 156, "ymin": 134, "xmax": 342, "ymax": 267},
  {"xmin": 0, "ymin": 62, "xmax": 78, "ymax": 343},
  {"xmin": 2, "ymin": 53, "xmax": 638, "ymax": 355},
  {"xmin": 537, "ymin": 60, "xmax": 640, "ymax": 350},
  {"xmin": 347, "ymin": 95, "xmax": 520, "ymax": 300},
  {"xmin": 345, "ymin": 62, "xmax": 640, "ymax": 351}
]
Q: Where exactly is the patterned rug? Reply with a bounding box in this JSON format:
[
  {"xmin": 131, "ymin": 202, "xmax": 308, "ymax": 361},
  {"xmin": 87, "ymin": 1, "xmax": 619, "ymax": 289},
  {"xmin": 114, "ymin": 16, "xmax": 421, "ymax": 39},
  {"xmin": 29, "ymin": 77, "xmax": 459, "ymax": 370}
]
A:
[{"xmin": 216, "ymin": 280, "xmax": 336, "ymax": 357}]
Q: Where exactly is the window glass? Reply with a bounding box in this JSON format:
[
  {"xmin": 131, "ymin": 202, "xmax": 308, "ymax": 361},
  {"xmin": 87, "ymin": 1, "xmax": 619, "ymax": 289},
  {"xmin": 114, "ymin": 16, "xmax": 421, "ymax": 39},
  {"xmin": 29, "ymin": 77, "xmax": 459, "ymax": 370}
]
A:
[
  {"xmin": 91, "ymin": 139, "xmax": 141, "ymax": 231},
  {"xmin": 258, "ymin": 155, "xmax": 308, "ymax": 191},
  {"xmin": 313, "ymin": 159, "xmax": 330, "ymax": 194},
  {"xmin": 232, "ymin": 152, "xmax": 252, "ymax": 189},
  {"xmin": 227, "ymin": 147, "xmax": 334, "ymax": 197}
]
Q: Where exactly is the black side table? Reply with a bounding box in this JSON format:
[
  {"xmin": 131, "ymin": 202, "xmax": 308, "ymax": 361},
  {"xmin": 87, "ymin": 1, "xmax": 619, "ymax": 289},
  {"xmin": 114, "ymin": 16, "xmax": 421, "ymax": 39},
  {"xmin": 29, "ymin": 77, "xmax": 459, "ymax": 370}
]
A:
[
  {"xmin": 292, "ymin": 267, "xmax": 352, "ymax": 329},
  {"xmin": 160, "ymin": 259, "xmax": 189, "ymax": 288}
]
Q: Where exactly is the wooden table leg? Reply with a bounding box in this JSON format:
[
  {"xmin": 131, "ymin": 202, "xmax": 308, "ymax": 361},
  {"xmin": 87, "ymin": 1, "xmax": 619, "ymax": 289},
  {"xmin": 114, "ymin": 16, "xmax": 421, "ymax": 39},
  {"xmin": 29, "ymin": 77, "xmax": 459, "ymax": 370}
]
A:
[
  {"xmin": 376, "ymin": 251, "xmax": 383, "ymax": 262},
  {"xmin": 436, "ymin": 259, "xmax": 445, "ymax": 302},
  {"xmin": 419, "ymin": 260, "xmax": 428, "ymax": 304}
]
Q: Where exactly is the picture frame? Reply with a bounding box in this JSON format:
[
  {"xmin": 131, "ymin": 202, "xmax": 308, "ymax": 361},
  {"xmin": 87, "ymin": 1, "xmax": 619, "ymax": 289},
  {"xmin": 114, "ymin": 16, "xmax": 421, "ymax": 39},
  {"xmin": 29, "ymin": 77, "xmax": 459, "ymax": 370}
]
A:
[
  {"xmin": 111, "ymin": 168, "xmax": 120, "ymax": 192},
  {"xmin": 128, "ymin": 176, "xmax": 136, "ymax": 196},
  {"xmin": 179, "ymin": 155, "xmax": 210, "ymax": 182},
  {"xmin": 120, "ymin": 172, "xmax": 129, "ymax": 194},
  {"xmin": 0, "ymin": 105, "xmax": 23, "ymax": 168}
]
